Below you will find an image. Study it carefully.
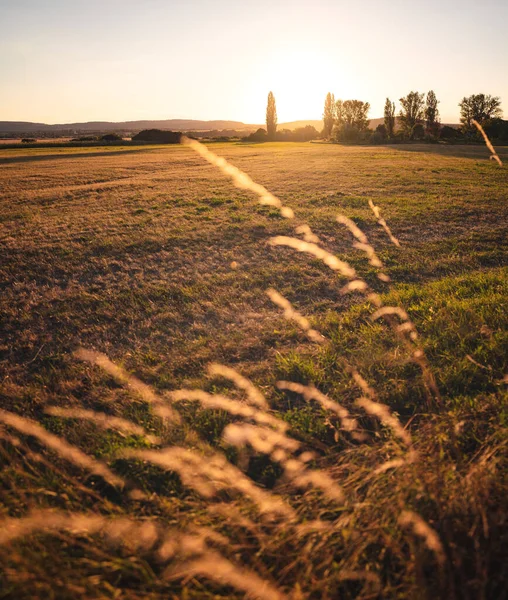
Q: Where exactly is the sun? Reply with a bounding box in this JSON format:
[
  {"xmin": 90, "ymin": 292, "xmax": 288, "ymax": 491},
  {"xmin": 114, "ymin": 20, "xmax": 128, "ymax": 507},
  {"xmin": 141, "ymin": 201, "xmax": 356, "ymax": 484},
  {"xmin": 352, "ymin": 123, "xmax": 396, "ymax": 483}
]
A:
[{"xmin": 244, "ymin": 48, "xmax": 346, "ymax": 124}]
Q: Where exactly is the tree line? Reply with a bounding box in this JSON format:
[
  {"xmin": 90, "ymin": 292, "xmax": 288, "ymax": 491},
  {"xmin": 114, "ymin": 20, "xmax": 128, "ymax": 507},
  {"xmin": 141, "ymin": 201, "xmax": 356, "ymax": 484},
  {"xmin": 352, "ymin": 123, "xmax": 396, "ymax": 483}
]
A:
[{"xmin": 259, "ymin": 90, "xmax": 505, "ymax": 144}]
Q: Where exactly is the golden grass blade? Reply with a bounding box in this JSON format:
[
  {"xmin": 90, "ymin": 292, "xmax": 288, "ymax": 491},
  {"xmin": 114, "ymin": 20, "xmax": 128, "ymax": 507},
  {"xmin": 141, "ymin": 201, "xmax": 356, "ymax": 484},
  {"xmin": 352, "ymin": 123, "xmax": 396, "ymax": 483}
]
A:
[
  {"xmin": 75, "ymin": 348, "xmax": 181, "ymax": 423},
  {"xmin": 398, "ymin": 510, "xmax": 446, "ymax": 564},
  {"xmin": 0, "ymin": 409, "xmax": 125, "ymax": 488},
  {"xmin": 45, "ymin": 407, "xmax": 160, "ymax": 444},
  {"xmin": 166, "ymin": 550, "xmax": 287, "ymax": 600},
  {"xmin": 368, "ymin": 199, "xmax": 401, "ymax": 247},
  {"xmin": 276, "ymin": 381, "xmax": 358, "ymax": 433},
  {"xmin": 269, "ymin": 236, "xmax": 356, "ymax": 279},
  {"xmin": 472, "ymin": 119, "xmax": 503, "ymax": 166},
  {"xmin": 168, "ymin": 388, "xmax": 287, "ymax": 431},
  {"xmin": 266, "ymin": 288, "xmax": 325, "ymax": 344},
  {"xmin": 355, "ymin": 397, "xmax": 412, "ymax": 448},
  {"xmin": 181, "ymin": 136, "xmax": 295, "ymax": 218},
  {"xmin": 295, "ymin": 224, "xmax": 321, "ymax": 244},
  {"xmin": 122, "ymin": 446, "xmax": 294, "ymax": 518},
  {"xmin": 0, "ymin": 510, "xmax": 159, "ymax": 552},
  {"xmin": 207, "ymin": 363, "xmax": 268, "ymax": 409}
]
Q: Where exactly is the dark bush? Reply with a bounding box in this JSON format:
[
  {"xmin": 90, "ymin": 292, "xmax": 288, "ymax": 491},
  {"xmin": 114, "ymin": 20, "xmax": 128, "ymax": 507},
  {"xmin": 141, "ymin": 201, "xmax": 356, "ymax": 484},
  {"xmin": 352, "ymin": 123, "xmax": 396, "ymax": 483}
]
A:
[
  {"xmin": 334, "ymin": 123, "xmax": 367, "ymax": 143},
  {"xmin": 371, "ymin": 131, "xmax": 385, "ymax": 144},
  {"xmin": 101, "ymin": 133, "xmax": 123, "ymax": 142},
  {"xmin": 244, "ymin": 128, "xmax": 268, "ymax": 142},
  {"xmin": 131, "ymin": 129, "xmax": 182, "ymax": 144},
  {"xmin": 21, "ymin": 138, "xmax": 36, "ymax": 143},
  {"xmin": 412, "ymin": 123, "xmax": 425, "ymax": 140},
  {"xmin": 275, "ymin": 126, "xmax": 319, "ymax": 142},
  {"xmin": 440, "ymin": 125, "xmax": 462, "ymax": 140},
  {"xmin": 72, "ymin": 136, "xmax": 99, "ymax": 142},
  {"xmin": 484, "ymin": 118, "xmax": 508, "ymax": 142}
]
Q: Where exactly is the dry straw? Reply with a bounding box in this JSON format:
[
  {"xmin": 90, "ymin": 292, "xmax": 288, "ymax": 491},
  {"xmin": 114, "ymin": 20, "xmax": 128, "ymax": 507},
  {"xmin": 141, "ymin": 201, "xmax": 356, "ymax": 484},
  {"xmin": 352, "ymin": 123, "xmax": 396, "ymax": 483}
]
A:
[
  {"xmin": 0, "ymin": 510, "xmax": 285, "ymax": 599},
  {"xmin": 121, "ymin": 446, "xmax": 293, "ymax": 518},
  {"xmin": 222, "ymin": 421, "xmax": 344, "ymax": 502},
  {"xmin": 276, "ymin": 381, "xmax": 358, "ymax": 433},
  {"xmin": 368, "ymin": 199, "xmax": 401, "ymax": 247},
  {"xmin": 355, "ymin": 397, "xmax": 412, "ymax": 448},
  {"xmin": 398, "ymin": 510, "xmax": 446, "ymax": 564},
  {"xmin": 0, "ymin": 510, "xmax": 166, "ymax": 553},
  {"xmin": 472, "ymin": 119, "xmax": 503, "ymax": 166},
  {"xmin": 295, "ymin": 224, "xmax": 321, "ymax": 244},
  {"xmin": 223, "ymin": 422, "xmax": 300, "ymax": 456},
  {"xmin": 0, "ymin": 408, "xmax": 125, "ymax": 488},
  {"xmin": 45, "ymin": 407, "xmax": 160, "ymax": 444},
  {"xmin": 269, "ymin": 236, "xmax": 356, "ymax": 279},
  {"xmin": 336, "ymin": 214, "xmax": 384, "ymax": 270},
  {"xmin": 75, "ymin": 348, "xmax": 181, "ymax": 423},
  {"xmin": 168, "ymin": 388, "xmax": 287, "ymax": 431},
  {"xmin": 207, "ymin": 363, "xmax": 268, "ymax": 409},
  {"xmin": 167, "ymin": 551, "xmax": 287, "ymax": 600},
  {"xmin": 266, "ymin": 288, "xmax": 325, "ymax": 344},
  {"xmin": 181, "ymin": 136, "xmax": 295, "ymax": 218}
]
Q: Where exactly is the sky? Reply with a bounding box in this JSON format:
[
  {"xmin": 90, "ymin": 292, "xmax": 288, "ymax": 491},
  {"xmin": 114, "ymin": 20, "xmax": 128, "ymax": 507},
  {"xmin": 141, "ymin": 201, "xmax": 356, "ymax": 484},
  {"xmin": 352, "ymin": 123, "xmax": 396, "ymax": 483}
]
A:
[{"xmin": 1, "ymin": 0, "xmax": 507, "ymax": 125}]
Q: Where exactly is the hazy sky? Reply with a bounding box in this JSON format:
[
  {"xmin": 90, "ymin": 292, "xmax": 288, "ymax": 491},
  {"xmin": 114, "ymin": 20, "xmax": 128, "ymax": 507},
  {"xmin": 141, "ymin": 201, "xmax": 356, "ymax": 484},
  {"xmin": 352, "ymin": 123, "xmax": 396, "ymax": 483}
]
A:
[{"xmin": 1, "ymin": 0, "xmax": 507, "ymax": 124}]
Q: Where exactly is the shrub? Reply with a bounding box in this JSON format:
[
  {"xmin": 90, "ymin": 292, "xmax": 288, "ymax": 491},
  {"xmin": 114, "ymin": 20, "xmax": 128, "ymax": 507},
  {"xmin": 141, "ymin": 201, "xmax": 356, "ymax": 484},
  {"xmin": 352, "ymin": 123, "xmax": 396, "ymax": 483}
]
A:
[
  {"xmin": 131, "ymin": 129, "xmax": 182, "ymax": 143},
  {"xmin": 101, "ymin": 133, "xmax": 123, "ymax": 142},
  {"xmin": 412, "ymin": 123, "xmax": 425, "ymax": 140},
  {"xmin": 440, "ymin": 125, "xmax": 462, "ymax": 141},
  {"xmin": 244, "ymin": 128, "xmax": 268, "ymax": 142}
]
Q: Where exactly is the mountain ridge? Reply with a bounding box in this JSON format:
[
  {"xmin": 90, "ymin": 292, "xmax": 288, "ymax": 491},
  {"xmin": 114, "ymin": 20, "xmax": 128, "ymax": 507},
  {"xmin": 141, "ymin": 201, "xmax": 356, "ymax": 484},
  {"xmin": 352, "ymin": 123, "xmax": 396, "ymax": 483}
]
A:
[{"xmin": 0, "ymin": 118, "xmax": 327, "ymax": 134}]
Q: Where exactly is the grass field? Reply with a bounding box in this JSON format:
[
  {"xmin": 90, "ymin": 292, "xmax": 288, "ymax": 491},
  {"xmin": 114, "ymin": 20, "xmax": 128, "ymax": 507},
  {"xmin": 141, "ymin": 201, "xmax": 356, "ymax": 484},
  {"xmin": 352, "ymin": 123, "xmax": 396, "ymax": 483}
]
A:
[{"xmin": 1, "ymin": 141, "xmax": 507, "ymax": 599}]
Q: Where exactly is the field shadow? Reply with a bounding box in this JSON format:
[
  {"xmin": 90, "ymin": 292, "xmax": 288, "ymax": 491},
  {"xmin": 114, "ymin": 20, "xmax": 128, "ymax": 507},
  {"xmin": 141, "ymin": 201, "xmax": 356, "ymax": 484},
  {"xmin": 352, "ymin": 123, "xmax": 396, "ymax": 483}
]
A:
[
  {"xmin": 0, "ymin": 148, "xmax": 155, "ymax": 165},
  {"xmin": 387, "ymin": 143, "xmax": 508, "ymax": 161}
]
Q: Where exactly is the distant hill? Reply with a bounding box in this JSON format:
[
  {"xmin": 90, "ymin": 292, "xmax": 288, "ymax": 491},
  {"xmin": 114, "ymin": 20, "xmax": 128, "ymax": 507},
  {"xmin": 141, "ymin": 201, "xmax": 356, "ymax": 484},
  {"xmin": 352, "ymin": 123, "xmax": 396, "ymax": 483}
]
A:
[
  {"xmin": 0, "ymin": 117, "xmax": 462, "ymax": 136},
  {"xmin": 0, "ymin": 119, "xmax": 260, "ymax": 134},
  {"xmin": 0, "ymin": 118, "xmax": 332, "ymax": 136},
  {"xmin": 278, "ymin": 120, "xmax": 323, "ymax": 131}
]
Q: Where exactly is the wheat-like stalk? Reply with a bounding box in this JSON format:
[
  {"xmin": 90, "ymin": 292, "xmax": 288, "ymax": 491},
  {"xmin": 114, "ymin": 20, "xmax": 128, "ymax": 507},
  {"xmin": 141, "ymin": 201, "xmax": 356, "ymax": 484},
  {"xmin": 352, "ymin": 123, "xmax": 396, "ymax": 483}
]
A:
[
  {"xmin": 368, "ymin": 199, "xmax": 401, "ymax": 247},
  {"xmin": 276, "ymin": 381, "xmax": 358, "ymax": 433},
  {"xmin": 166, "ymin": 550, "xmax": 287, "ymax": 600},
  {"xmin": 266, "ymin": 288, "xmax": 326, "ymax": 344},
  {"xmin": 75, "ymin": 348, "xmax": 181, "ymax": 422},
  {"xmin": 295, "ymin": 224, "xmax": 321, "ymax": 244},
  {"xmin": 207, "ymin": 363, "xmax": 268, "ymax": 409},
  {"xmin": 168, "ymin": 388, "xmax": 287, "ymax": 431},
  {"xmin": 269, "ymin": 236, "xmax": 357, "ymax": 278},
  {"xmin": 472, "ymin": 119, "xmax": 503, "ymax": 166},
  {"xmin": 398, "ymin": 510, "xmax": 446, "ymax": 564},
  {"xmin": 355, "ymin": 397, "xmax": 412, "ymax": 448},
  {"xmin": 44, "ymin": 407, "xmax": 160, "ymax": 444},
  {"xmin": 0, "ymin": 408, "xmax": 125, "ymax": 488},
  {"xmin": 121, "ymin": 446, "xmax": 294, "ymax": 518},
  {"xmin": 181, "ymin": 136, "xmax": 295, "ymax": 218}
]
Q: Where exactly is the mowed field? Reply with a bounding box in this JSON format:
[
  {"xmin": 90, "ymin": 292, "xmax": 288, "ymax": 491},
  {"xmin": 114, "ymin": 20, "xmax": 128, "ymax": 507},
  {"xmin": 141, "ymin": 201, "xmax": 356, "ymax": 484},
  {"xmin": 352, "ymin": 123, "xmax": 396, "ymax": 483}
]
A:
[{"xmin": 0, "ymin": 141, "xmax": 507, "ymax": 599}]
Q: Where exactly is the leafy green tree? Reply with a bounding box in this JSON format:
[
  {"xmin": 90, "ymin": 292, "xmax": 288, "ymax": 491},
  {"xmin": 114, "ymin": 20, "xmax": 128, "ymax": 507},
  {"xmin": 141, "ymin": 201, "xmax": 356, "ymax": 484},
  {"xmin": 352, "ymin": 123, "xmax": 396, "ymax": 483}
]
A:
[
  {"xmin": 266, "ymin": 91, "xmax": 277, "ymax": 139},
  {"xmin": 399, "ymin": 91, "xmax": 425, "ymax": 139},
  {"xmin": 459, "ymin": 94, "xmax": 502, "ymax": 132},
  {"xmin": 424, "ymin": 90, "xmax": 440, "ymax": 136},
  {"xmin": 384, "ymin": 98, "xmax": 396, "ymax": 137},
  {"xmin": 335, "ymin": 99, "xmax": 370, "ymax": 130},
  {"xmin": 334, "ymin": 99, "xmax": 370, "ymax": 143},
  {"xmin": 323, "ymin": 92, "xmax": 335, "ymax": 138}
]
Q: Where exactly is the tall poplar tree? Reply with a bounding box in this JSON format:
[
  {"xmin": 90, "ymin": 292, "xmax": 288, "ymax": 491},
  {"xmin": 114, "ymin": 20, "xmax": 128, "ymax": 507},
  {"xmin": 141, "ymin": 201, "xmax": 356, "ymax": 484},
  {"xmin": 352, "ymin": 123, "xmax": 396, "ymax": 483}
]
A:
[
  {"xmin": 399, "ymin": 91, "xmax": 425, "ymax": 139},
  {"xmin": 425, "ymin": 90, "xmax": 440, "ymax": 135},
  {"xmin": 384, "ymin": 98, "xmax": 396, "ymax": 137},
  {"xmin": 266, "ymin": 91, "xmax": 277, "ymax": 139},
  {"xmin": 323, "ymin": 92, "xmax": 335, "ymax": 137}
]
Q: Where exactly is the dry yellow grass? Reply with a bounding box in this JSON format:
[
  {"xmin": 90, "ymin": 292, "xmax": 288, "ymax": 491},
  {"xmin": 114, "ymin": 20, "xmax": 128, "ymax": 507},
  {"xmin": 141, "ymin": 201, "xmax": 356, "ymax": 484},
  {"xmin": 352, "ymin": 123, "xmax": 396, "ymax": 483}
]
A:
[{"xmin": 0, "ymin": 140, "xmax": 506, "ymax": 598}]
